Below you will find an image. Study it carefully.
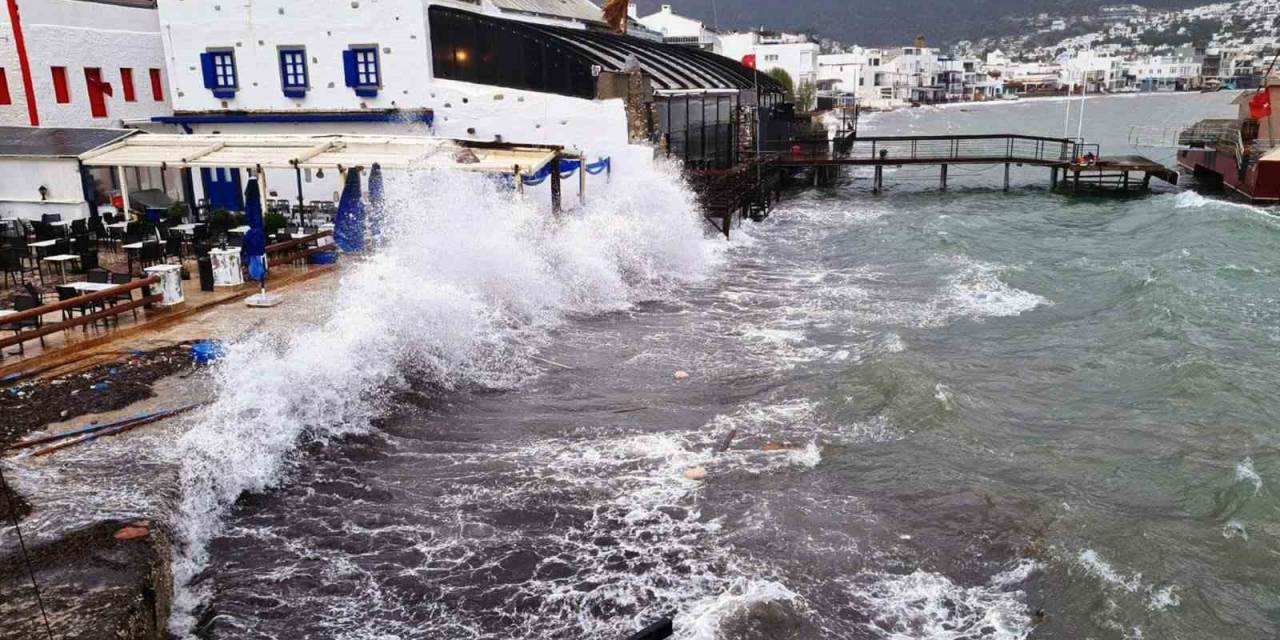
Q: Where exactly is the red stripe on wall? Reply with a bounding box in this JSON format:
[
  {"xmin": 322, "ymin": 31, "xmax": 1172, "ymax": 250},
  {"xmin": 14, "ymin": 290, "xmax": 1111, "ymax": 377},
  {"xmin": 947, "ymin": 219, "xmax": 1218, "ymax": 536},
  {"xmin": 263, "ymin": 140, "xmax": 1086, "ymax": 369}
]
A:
[{"xmin": 6, "ymin": 0, "xmax": 39, "ymax": 125}]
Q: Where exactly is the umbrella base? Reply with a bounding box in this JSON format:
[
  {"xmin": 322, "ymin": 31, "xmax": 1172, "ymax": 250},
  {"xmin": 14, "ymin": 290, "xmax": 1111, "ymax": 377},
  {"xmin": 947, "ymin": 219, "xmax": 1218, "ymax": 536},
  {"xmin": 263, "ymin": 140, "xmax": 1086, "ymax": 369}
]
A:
[{"xmin": 245, "ymin": 293, "xmax": 283, "ymax": 308}]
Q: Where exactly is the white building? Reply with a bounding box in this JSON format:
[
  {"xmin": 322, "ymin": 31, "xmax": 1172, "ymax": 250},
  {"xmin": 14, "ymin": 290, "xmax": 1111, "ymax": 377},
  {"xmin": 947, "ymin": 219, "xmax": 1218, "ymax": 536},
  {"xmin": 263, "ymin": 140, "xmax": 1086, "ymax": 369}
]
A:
[
  {"xmin": 0, "ymin": 0, "xmax": 171, "ymax": 129},
  {"xmin": 0, "ymin": 0, "xmax": 172, "ymax": 221},
  {"xmin": 1126, "ymin": 53, "xmax": 1203, "ymax": 91},
  {"xmin": 719, "ymin": 30, "xmax": 820, "ymax": 94},
  {"xmin": 152, "ymin": 0, "xmax": 772, "ymax": 209},
  {"xmin": 637, "ymin": 3, "xmax": 720, "ymax": 52},
  {"xmin": 1059, "ymin": 51, "xmax": 1126, "ymax": 92},
  {"xmin": 816, "ymin": 51, "xmax": 865, "ymax": 95}
]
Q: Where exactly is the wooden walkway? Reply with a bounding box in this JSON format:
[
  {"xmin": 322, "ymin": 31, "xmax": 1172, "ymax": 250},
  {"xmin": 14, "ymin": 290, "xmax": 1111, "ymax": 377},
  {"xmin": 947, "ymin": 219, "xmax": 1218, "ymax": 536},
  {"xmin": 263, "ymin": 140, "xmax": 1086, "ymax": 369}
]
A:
[{"xmin": 772, "ymin": 133, "xmax": 1177, "ymax": 193}]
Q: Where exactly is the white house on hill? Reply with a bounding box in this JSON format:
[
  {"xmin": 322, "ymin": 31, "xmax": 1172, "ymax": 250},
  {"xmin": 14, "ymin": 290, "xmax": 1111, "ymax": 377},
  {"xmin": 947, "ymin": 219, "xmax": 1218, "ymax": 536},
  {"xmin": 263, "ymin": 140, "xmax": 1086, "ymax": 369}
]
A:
[{"xmin": 637, "ymin": 3, "xmax": 720, "ymax": 52}]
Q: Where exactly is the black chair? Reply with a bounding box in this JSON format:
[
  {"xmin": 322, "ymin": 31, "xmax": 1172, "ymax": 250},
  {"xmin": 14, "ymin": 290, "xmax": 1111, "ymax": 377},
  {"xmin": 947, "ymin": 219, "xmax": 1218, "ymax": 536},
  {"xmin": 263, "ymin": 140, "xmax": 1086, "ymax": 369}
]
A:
[
  {"xmin": 55, "ymin": 285, "xmax": 97, "ymax": 331},
  {"xmin": 228, "ymin": 235, "xmax": 243, "ymax": 248},
  {"xmin": 71, "ymin": 219, "xmax": 88, "ymax": 236},
  {"xmin": 0, "ymin": 295, "xmax": 44, "ymax": 356},
  {"xmin": 22, "ymin": 282, "xmax": 48, "ymax": 305},
  {"xmin": 41, "ymin": 213, "xmax": 62, "ymax": 224},
  {"xmin": 140, "ymin": 242, "xmax": 164, "ymax": 269},
  {"xmin": 1, "ymin": 248, "xmax": 41, "ymax": 288},
  {"xmin": 32, "ymin": 221, "xmax": 56, "ymax": 241},
  {"xmin": 87, "ymin": 269, "xmax": 110, "ymax": 284},
  {"xmin": 79, "ymin": 251, "xmax": 99, "ymax": 272},
  {"xmin": 165, "ymin": 235, "xmax": 184, "ymax": 262},
  {"xmin": 108, "ymin": 272, "xmax": 137, "ymax": 322}
]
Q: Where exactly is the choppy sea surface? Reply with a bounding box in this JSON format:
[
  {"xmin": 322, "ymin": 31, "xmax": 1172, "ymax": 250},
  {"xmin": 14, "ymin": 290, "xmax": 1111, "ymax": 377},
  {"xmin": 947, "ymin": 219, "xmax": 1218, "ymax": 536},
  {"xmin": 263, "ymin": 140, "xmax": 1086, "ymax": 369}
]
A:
[{"xmin": 180, "ymin": 93, "xmax": 1279, "ymax": 639}]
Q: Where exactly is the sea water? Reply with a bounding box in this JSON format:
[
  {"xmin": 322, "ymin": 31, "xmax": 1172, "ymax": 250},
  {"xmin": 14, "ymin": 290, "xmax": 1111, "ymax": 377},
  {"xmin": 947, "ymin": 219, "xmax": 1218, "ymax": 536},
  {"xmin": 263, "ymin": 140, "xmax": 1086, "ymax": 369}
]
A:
[{"xmin": 174, "ymin": 92, "xmax": 1279, "ymax": 639}]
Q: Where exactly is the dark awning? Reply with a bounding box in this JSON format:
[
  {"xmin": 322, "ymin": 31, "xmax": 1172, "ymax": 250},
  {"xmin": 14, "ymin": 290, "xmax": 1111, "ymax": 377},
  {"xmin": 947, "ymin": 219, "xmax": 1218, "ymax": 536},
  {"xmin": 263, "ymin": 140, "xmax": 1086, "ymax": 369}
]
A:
[
  {"xmin": 428, "ymin": 6, "xmax": 784, "ymax": 95},
  {"xmin": 0, "ymin": 127, "xmax": 136, "ymax": 158}
]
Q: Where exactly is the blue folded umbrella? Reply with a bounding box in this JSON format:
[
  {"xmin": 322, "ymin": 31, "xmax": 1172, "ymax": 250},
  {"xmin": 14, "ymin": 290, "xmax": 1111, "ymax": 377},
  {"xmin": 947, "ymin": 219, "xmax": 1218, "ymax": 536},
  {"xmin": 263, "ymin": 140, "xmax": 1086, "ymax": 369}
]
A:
[
  {"xmin": 334, "ymin": 169, "xmax": 365, "ymax": 252},
  {"xmin": 241, "ymin": 177, "xmax": 268, "ymax": 286}
]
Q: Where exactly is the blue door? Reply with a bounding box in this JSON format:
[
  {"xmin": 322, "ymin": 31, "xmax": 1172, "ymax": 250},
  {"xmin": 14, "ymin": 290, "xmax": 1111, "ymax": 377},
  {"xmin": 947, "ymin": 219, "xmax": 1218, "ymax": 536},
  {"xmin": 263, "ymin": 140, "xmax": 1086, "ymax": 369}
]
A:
[{"xmin": 201, "ymin": 167, "xmax": 244, "ymax": 211}]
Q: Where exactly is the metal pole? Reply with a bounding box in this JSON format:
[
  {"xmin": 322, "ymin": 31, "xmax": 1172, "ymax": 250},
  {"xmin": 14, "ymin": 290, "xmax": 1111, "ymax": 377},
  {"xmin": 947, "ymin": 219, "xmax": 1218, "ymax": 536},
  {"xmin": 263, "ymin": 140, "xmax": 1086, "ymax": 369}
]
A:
[
  {"xmin": 116, "ymin": 164, "xmax": 131, "ymax": 221},
  {"xmin": 578, "ymin": 154, "xmax": 586, "ymax": 206},
  {"xmin": 294, "ymin": 163, "xmax": 305, "ymax": 228},
  {"xmin": 940, "ymin": 164, "xmax": 948, "ymax": 190},
  {"xmin": 1004, "ymin": 163, "xmax": 1011, "ymax": 191}
]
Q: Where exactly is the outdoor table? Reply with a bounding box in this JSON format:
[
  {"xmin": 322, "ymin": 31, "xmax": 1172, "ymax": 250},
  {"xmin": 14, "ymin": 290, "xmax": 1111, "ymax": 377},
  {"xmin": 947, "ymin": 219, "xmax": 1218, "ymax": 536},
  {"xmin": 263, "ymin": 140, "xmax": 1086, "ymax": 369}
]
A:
[
  {"xmin": 173, "ymin": 223, "xmax": 205, "ymax": 236},
  {"xmin": 28, "ymin": 239, "xmax": 58, "ymax": 260},
  {"xmin": 122, "ymin": 241, "xmax": 145, "ymax": 274},
  {"xmin": 67, "ymin": 281, "xmax": 115, "ymax": 293},
  {"xmin": 42, "ymin": 254, "xmax": 79, "ymax": 283},
  {"xmin": 227, "ymin": 225, "xmax": 251, "ymax": 236},
  {"xmin": 106, "ymin": 221, "xmax": 129, "ymax": 230},
  {"xmin": 209, "ymin": 248, "xmax": 244, "ymax": 287}
]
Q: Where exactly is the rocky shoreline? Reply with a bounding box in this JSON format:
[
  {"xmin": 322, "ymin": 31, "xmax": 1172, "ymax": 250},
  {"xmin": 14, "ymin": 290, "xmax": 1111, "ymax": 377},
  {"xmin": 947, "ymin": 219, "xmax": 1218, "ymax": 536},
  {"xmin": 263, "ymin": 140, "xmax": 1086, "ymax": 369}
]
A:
[{"xmin": 0, "ymin": 346, "xmax": 196, "ymax": 640}]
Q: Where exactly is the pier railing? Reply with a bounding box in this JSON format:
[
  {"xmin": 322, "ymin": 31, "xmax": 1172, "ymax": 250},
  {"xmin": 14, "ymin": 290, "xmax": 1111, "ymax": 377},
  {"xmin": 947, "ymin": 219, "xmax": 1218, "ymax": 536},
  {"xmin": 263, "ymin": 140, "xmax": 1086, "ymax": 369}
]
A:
[
  {"xmin": 771, "ymin": 133, "xmax": 1082, "ymax": 166},
  {"xmin": 846, "ymin": 134, "xmax": 1078, "ymax": 165}
]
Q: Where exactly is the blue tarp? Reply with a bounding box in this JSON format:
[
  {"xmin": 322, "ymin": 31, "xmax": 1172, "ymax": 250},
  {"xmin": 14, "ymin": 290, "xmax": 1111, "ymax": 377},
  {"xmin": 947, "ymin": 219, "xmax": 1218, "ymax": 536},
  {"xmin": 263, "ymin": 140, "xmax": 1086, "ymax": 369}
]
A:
[
  {"xmin": 241, "ymin": 177, "xmax": 268, "ymax": 284},
  {"xmin": 334, "ymin": 169, "xmax": 365, "ymax": 252},
  {"xmin": 520, "ymin": 157, "xmax": 610, "ymax": 186}
]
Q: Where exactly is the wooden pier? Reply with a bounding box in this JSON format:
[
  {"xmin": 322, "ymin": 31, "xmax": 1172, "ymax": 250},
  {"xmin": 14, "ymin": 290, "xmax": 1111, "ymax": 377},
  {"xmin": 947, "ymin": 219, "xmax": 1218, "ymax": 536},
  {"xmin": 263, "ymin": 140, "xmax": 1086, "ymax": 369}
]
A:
[{"xmin": 771, "ymin": 133, "xmax": 1177, "ymax": 194}]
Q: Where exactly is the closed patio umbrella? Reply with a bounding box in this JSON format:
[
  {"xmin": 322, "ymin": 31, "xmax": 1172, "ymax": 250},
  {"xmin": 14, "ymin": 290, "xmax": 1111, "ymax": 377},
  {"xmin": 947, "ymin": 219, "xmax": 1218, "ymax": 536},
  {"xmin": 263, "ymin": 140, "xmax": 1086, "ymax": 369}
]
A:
[
  {"xmin": 367, "ymin": 163, "xmax": 385, "ymax": 248},
  {"xmin": 334, "ymin": 168, "xmax": 365, "ymax": 253}
]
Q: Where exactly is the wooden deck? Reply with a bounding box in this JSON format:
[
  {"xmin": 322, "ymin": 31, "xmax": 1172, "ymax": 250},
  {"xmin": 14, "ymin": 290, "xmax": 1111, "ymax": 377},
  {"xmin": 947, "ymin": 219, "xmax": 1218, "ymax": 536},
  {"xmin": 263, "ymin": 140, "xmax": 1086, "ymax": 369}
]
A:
[{"xmin": 0, "ymin": 259, "xmax": 335, "ymax": 379}]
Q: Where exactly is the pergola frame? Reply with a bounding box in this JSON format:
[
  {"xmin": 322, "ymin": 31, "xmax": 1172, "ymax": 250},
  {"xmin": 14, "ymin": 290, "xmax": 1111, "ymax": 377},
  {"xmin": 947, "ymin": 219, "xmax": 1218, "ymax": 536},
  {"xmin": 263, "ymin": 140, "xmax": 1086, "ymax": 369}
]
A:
[{"xmin": 80, "ymin": 132, "xmax": 583, "ymax": 216}]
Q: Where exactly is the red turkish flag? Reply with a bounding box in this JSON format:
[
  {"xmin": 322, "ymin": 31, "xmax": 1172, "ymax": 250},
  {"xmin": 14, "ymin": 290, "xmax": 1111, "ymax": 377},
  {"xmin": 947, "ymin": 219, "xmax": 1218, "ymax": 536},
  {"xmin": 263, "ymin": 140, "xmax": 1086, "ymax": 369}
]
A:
[
  {"xmin": 742, "ymin": 54, "xmax": 757, "ymax": 69},
  {"xmin": 1249, "ymin": 90, "xmax": 1271, "ymax": 120},
  {"xmin": 88, "ymin": 75, "xmax": 114, "ymax": 97}
]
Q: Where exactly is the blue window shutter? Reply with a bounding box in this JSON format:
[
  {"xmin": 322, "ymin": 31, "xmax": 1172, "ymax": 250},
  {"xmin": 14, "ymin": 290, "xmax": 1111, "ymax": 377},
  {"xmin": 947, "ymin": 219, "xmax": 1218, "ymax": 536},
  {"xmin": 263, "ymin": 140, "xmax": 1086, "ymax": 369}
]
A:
[
  {"xmin": 342, "ymin": 50, "xmax": 358, "ymax": 88},
  {"xmin": 200, "ymin": 53, "xmax": 216, "ymax": 89}
]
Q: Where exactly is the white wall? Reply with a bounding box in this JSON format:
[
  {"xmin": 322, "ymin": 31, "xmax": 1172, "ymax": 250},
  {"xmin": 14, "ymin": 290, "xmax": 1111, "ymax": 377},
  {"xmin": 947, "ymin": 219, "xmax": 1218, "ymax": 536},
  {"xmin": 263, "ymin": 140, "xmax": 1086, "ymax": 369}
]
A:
[
  {"xmin": 1, "ymin": 0, "xmax": 171, "ymax": 128},
  {"xmin": 0, "ymin": 156, "xmax": 89, "ymax": 220},
  {"xmin": 719, "ymin": 33, "xmax": 819, "ymax": 88},
  {"xmin": 817, "ymin": 53, "xmax": 865, "ymax": 93}
]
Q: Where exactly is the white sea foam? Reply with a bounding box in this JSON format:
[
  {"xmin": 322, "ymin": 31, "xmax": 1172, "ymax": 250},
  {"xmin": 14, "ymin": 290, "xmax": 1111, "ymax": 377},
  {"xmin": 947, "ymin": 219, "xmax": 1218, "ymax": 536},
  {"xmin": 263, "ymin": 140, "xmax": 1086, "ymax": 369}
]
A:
[
  {"xmin": 1170, "ymin": 191, "xmax": 1278, "ymax": 221},
  {"xmin": 1222, "ymin": 519, "xmax": 1249, "ymax": 541},
  {"xmin": 1075, "ymin": 549, "xmax": 1179, "ymax": 613},
  {"xmin": 674, "ymin": 579, "xmax": 802, "ymax": 640},
  {"xmin": 1235, "ymin": 457, "xmax": 1263, "ymax": 495},
  {"xmin": 941, "ymin": 258, "xmax": 1048, "ymax": 321},
  {"xmin": 852, "ymin": 561, "xmax": 1039, "ymax": 640},
  {"xmin": 167, "ymin": 161, "xmax": 724, "ymax": 634}
]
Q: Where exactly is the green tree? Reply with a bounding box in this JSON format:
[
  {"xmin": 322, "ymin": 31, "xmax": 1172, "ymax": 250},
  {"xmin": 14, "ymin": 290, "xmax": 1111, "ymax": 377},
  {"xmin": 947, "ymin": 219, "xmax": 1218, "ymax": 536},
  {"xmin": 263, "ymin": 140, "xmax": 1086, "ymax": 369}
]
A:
[
  {"xmin": 766, "ymin": 67, "xmax": 795, "ymax": 102},
  {"xmin": 796, "ymin": 80, "xmax": 817, "ymax": 111}
]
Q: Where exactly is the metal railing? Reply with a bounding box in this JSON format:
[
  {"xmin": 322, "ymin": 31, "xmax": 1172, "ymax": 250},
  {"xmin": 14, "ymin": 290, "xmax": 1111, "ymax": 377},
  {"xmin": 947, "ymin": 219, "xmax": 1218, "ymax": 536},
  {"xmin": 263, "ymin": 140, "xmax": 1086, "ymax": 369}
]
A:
[
  {"xmin": 0, "ymin": 276, "xmax": 162, "ymax": 351},
  {"xmin": 844, "ymin": 134, "xmax": 1078, "ymax": 164}
]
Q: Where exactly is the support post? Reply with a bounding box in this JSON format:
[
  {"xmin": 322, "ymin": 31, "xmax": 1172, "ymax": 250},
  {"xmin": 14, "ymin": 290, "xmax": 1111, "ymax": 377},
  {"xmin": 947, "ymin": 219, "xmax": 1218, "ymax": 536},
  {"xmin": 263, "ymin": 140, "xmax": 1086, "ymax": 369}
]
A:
[
  {"xmin": 1003, "ymin": 163, "xmax": 1011, "ymax": 191},
  {"xmin": 550, "ymin": 154, "xmax": 562, "ymax": 213},
  {"xmin": 515, "ymin": 164, "xmax": 524, "ymax": 198},
  {"xmin": 294, "ymin": 163, "xmax": 306, "ymax": 227},
  {"xmin": 181, "ymin": 167, "xmax": 197, "ymax": 221},
  {"xmin": 116, "ymin": 165, "xmax": 131, "ymax": 220},
  {"xmin": 940, "ymin": 164, "xmax": 948, "ymax": 190},
  {"xmin": 1050, "ymin": 166, "xmax": 1058, "ymax": 190},
  {"xmin": 1123, "ymin": 171, "xmax": 1130, "ymax": 191},
  {"xmin": 873, "ymin": 165, "xmax": 883, "ymax": 194},
  {"xmin": 160, "ymin": 163, "xmax": 169, "ymax": 196},
  {"xmin": 578, "ymin": 156, "xmax": 587, "ymax": 207}
]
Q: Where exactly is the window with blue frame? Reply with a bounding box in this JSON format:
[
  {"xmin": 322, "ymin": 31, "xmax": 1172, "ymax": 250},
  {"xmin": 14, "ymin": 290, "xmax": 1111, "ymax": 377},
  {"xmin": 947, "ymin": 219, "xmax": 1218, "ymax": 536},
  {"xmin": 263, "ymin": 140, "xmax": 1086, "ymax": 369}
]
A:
[
  {"xmin": 343, "ymin": 46, "xmax": 381, "ymax": 97},
  {"xmin": 279, "ymin": 48, "xmax": 308, "ymax": 98},
  {"xmin": 199, "ymin": 49, "xmax": 238, "ymax": 99}
]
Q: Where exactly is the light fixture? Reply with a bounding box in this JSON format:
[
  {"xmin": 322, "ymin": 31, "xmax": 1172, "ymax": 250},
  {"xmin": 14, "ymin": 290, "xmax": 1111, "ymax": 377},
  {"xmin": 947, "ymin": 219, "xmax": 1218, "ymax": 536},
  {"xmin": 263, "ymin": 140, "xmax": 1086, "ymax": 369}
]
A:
[
  {"xmin": 316, "ymin": 168, "xmax": 325, "ymax": 179},
  {"xmin": 455, "ymin": 48, "xmax": 469, "ymax": 63},
  {"xmin": 38, "ymin": 185, "xmax": 48, "ymax": 201}
]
